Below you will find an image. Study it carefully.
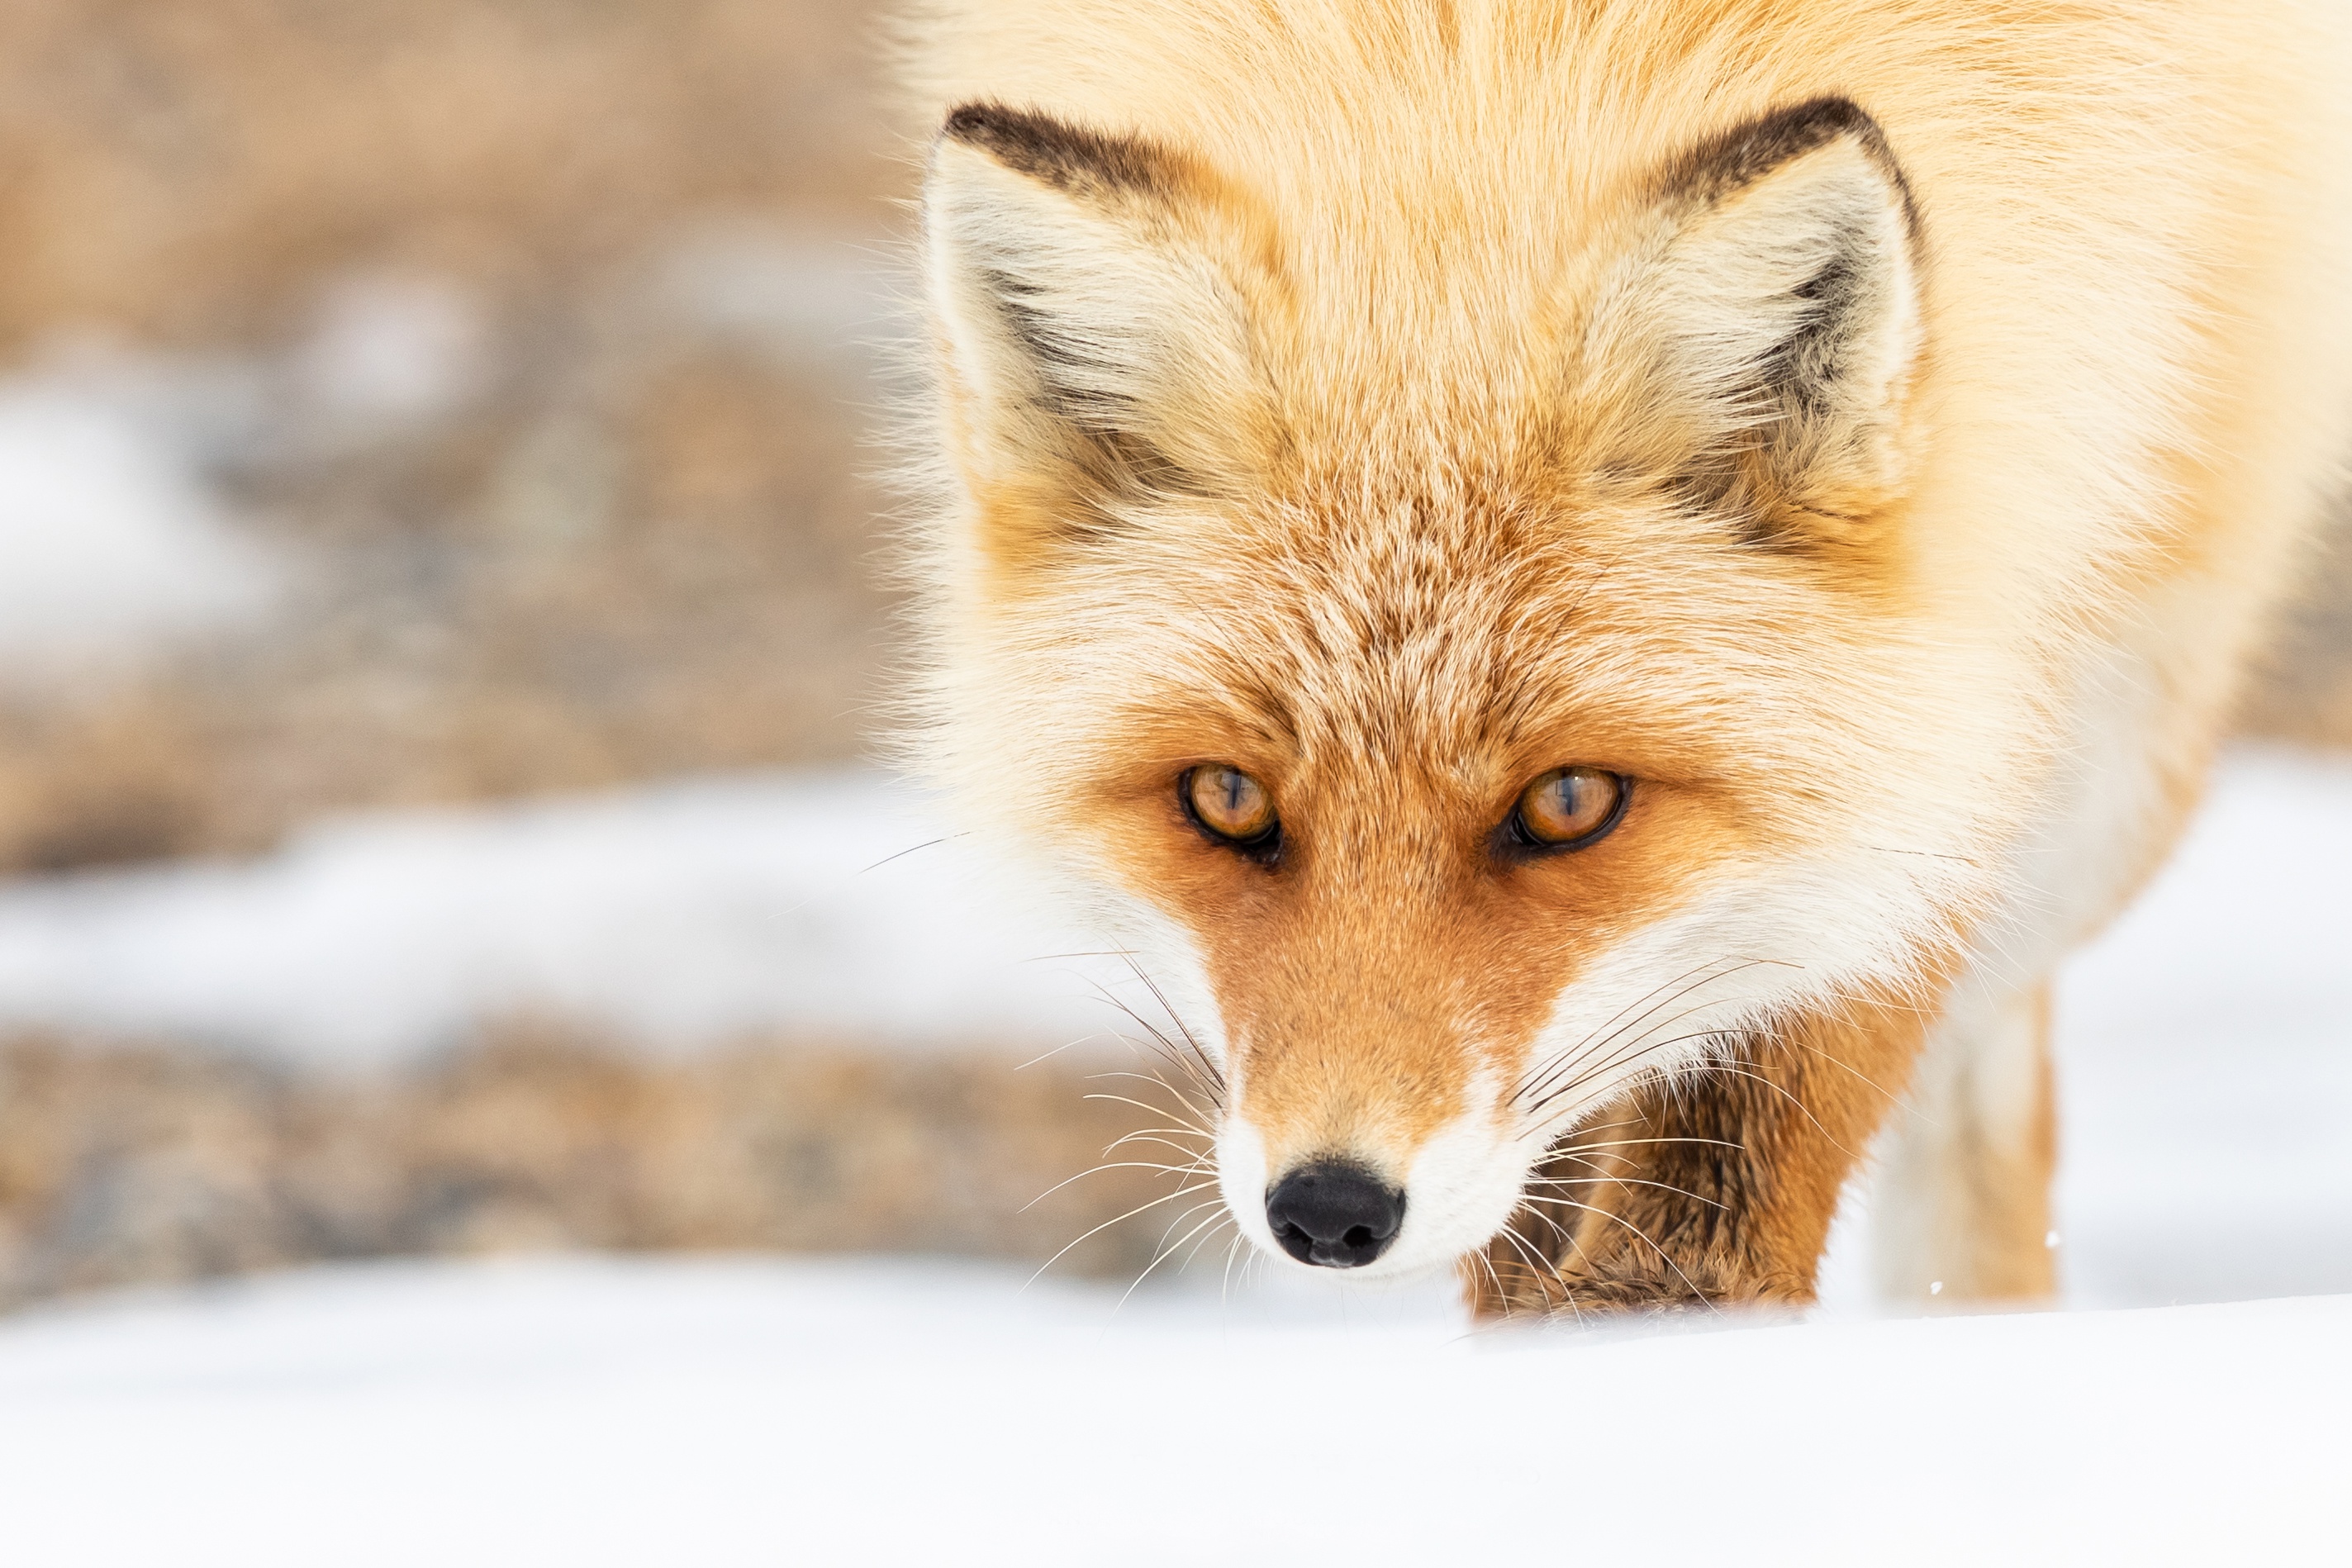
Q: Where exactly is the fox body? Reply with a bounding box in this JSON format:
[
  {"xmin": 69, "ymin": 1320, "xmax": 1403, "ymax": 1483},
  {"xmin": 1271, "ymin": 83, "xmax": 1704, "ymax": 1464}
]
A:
[{"xmin": 904, "ymin": 1, "xmax": 2352, "ymax": 1309}]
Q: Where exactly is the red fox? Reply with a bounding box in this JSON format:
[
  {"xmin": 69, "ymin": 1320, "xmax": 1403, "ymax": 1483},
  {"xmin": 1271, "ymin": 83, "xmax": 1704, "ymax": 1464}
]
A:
[{"xmin": 901, "ymin": 1, "xmax": 2352, "ymax": 1312}]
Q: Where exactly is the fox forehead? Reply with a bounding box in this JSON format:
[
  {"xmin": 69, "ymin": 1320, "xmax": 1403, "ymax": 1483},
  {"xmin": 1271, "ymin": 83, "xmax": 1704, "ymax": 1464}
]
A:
[{"xmin": 998, "ymin": 474, "xmax": 1864, "ymax": 804}]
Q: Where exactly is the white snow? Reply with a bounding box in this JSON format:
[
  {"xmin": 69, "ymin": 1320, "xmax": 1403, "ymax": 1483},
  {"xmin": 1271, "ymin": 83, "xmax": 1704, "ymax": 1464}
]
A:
[
  {"xmin": 0, "ymin": 367, "xmax": 278, "ymax": 669},
  {"xmin": 0, "ymin": 771, "xmax": 1115, "ymax": 1063},
  {"xmin": 292, "ymin": 273, "xmax": 489, "ymax": 436},
  {"xmin": 0, "ymin": 1254, "xmax": 2340, "ymax": 1566},
  {"xmin": 2050, "ymin": 749, "xmax": 2352, "ymax": 1305}
]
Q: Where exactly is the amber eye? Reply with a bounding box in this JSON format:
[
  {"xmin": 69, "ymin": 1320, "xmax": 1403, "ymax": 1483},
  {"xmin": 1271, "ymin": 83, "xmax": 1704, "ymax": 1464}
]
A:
[
  {"xmin": 1507, "ymin": 767, "xmax": 1628, "ymax": 852},
  {"xmin": 1184, "ymin": 764, "xmax": 1279, "ymax": 850}
]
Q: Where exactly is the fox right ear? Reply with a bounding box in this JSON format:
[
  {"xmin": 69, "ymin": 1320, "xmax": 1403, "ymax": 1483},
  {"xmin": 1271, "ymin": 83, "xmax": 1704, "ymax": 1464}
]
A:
[
  {"xmin": 922, "ymin": 104, "xmax": 1271, "ymax": 554},
  {"xmin": 1587, "ymin": 97, "xmax": 1927, "ymax": 548}
]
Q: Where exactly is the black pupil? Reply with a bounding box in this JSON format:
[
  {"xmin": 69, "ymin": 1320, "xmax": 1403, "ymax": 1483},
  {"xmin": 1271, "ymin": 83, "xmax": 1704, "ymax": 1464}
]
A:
[
  {"xmin": 1215, "ymin": 772, "xmax": 1253, "ymax": 822},
  {"xmin": 1547, "ymin": 774, "xmax": 1582, "ymax": 820}
]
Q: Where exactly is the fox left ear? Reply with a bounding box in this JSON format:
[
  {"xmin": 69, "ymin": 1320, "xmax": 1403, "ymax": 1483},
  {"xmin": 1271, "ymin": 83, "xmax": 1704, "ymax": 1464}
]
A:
[
  {"xmin": 922, "ymin": 103, "xmax": 1273, "ymax": 563},
  {"xmin": 1592, "ymin": 97, "xmax": 1926, "ymax": 546}
]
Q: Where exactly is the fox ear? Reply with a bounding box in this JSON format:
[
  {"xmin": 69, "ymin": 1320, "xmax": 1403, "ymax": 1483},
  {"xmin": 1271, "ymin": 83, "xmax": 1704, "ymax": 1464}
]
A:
[
  {"xmin": 922, "ymin": 103, "xmax": 1268, "ymax": 552},
  {"xmin": 1595, "ymin": 98, "xmax": 1925, "ymax": 545}
]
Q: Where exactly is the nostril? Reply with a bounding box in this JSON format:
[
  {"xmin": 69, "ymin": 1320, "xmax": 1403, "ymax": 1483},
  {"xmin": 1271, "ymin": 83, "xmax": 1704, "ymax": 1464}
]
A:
[{"xmin": 1264, "ymin": 1160, "xmax": 1406, "ymax": 1269}]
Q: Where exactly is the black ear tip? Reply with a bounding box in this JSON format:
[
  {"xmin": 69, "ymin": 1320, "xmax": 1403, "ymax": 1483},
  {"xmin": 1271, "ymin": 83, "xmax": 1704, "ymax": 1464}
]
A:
[
  {"xmin": 942, "ymin": 99, "xmax": 1019, "ymax": 145},
  {"xmin": 936, "ymin": 101, "xmax": 1172, "ymax": 202},
  {"xmin": 1770, "ymin": 95, "xmax": 1879, "ymax": 140},
  {"xmin": 1661, "ymin": 94, "xmax": 1905, "ymax": 213}
]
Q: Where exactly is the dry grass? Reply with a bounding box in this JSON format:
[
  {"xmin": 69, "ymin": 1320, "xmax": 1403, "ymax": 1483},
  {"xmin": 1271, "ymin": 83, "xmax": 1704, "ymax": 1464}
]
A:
[
  {"xmin": 0, "ymin": 0, "xmax": 915, "ymax": 873},
  {"xmin": 0, "ymin": 1027, "xmax": 1203, "ymax": 1309},
  {"xmin": 0, "ymin": 0, "xmax": 901, "ymax": 353},
  {"xmin": 0, "ymin": 348, "xmax": 897, "ymax": 871}
]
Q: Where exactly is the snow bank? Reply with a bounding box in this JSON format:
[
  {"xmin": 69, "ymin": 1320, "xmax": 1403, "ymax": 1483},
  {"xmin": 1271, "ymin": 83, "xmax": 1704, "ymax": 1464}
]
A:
[
  {"xmin": 0, "ymin": 1254, "xmax": 2337, "ymax": 1566},
  {"xmin": 0, "ymin": 772, "xmax": 1116, "ymax": 1063}
]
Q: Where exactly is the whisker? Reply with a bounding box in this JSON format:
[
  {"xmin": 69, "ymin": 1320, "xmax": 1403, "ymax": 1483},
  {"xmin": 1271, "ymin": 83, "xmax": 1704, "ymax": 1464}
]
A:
[
  {"xmin": 1086, "ymin": 1070, "xmax": 1219, "ymax": 1132},
  {"xmin": 1675, "ymin": 1057, "xmax": 1856, "ymax": 1159},
  {"xmin": 1501, "ymin": 1221, "xmax": 1589, "ymax": 1326},
  {"xmin": 1490, "ymin": 1220, "xmax": 1565, "ymax": 1309},
  {"xmin": 1120, "ymin": 954, "xmax": 1226, "ymax": 1099},
  {"xmin": 1101, "ymin": 1125, "xmax": 1213, "ymax": 1151},
  {"xmin": 1100, "ymin": 1131, "xmax": 1214, "ymax": 1163},
  {"xmin": 1521, "ymin": 1026, "xmax": 1741, "ymax": 1129},
  {"xmin": 857, "ymin": 834, "xmax": 967, "ymax": 874},
  {"xmin": 1081, "ymin": 1090, "xmax": 1213, "ymax": 1135},
  {"xmin": 1174, "ymin": 1210, "xmax": 1237, "ymax": 1277},
  {"xmin": 1511, "ymin": 957, "xmax": 1757, "ymax": 1102},
  {"xmin": 1024, "ymin": 1181, "xmax": 1219, "ymax": 1288},
  {"xmin": 1219, "ymin": 1231, "xmax": 1247, "ymax": 1304},
  {"xmin": 1527, "ymin": 1195, "xmax": 1723, "ymax": 1315},
  {"xmin": 1468, "ymin": 1244, "xmax": 1513, "ymax": 1319},
  {"xmin": 1021, "ymin": 1161, "xmax": 1206, "ymax": 1213},
  {"xmin": 1521, "ymin": 995, "xmax": 1756, "ymax": 1117},
  {"xmin": 1013, "ymin": 1033, "xmax": 1109, "ymax": 1072},
  {"xmin": 1513, "ymin": 956, "xmax": 1797, "ymax": 1106},
  {"xmin": 1518, "ymin": 1175, "xmax": 1727, "ymax": 1213},
  {"xmin": 1118, "ymin": 1205, "xmax": 1230, "ymax": 1311},
  {"xmin": 1551, "ymin": 1136, "xmax": 1746, "ymax": 1154}
]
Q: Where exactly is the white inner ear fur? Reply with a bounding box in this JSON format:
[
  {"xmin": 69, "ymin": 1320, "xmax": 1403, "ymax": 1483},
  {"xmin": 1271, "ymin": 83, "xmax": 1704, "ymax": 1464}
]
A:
[
  {"xmin": 921, "ymin": 140, "xmax": 1257, "ymax": 490},
  {"xmin": 1605, "ymin": 133, "xmax": 1923, "ymax": 499}
]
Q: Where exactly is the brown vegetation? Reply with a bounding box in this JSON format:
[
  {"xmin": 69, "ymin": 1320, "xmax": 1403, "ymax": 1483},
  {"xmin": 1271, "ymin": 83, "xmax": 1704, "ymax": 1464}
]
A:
[
  {"xmin": 0, "ymin": 1027, "xmax": 1192, "ymax": 1308},
  {"xmin": 0, "ymin": 0, "xmax": 917, "ymax": 874},
  {"xmin": 0, "ymin": 0, "xmax": 900, "ymax": 353}
]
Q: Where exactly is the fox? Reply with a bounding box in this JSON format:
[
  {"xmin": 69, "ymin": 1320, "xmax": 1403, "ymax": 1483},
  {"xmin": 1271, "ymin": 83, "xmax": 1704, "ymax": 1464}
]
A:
[{"xmin": 899, "ymin": 0, "xmax": 2352, "ymax": 1314}]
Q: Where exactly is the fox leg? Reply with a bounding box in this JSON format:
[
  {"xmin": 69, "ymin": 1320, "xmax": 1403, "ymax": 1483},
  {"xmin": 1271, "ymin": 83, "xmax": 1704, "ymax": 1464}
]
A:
[
  {"xmin": 1469, "ymin": 991, "xmax": 1931, "ymax": 1318},
  {"xmin": 1866, "ymin": 977, "xmax": 2059, "ymax": 1304}
]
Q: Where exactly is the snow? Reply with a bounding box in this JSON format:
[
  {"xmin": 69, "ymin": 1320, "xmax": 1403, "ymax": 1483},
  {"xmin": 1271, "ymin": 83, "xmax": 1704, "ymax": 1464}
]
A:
[
  {"xmin": 0, "ymin": 1254, "xmax": 2340, "ymax": 1566},
  {"xmin": 0, "ymin": 772, "xmax": 1113, "ymax": 1063},
  {"xmin": 0, "ymin": 366, "xmax": 278, "ymax": 670},
  {"xmin": 2050, "ymin": 750, "xmax": 2352, "ymax": 1305},
  {"xmin": 292, "ymin": 273, "xmax": 489, "ymax": 438}
]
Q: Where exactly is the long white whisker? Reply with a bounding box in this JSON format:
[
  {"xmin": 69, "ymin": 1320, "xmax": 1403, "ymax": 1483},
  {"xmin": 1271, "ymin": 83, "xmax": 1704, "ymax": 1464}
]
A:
[
  {"xmin": 1021, "ymin": 1161, "xmax": 1204, "ymax": 1213},
  {"xmin": 1024, "ymin": 1182, "xmax": 1219, "ymax": 1289}
]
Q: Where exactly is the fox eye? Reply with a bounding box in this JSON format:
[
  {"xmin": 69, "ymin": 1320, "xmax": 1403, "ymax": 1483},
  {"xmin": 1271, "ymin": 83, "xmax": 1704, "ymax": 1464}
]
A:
[
  {"xmin": 1504, "ymin": 767, "xmax": 1628, "ymax": 853},
  {"xmin": 1184, "ymin": 764, "xmax": 1280, "ymax": 857}
]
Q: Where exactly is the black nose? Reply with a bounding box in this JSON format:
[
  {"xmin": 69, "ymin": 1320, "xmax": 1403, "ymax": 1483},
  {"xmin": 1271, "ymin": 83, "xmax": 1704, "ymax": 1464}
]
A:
[{"xmin": 1265, "ymin": 1161, "xmax": 1405, "ymax": 1268}]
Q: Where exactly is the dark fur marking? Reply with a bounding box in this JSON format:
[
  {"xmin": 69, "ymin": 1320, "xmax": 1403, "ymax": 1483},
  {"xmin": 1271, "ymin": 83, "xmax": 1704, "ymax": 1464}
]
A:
[
  {"xmin": 1653, "ymin": 95, "xmax": 1918, "ymax": 238},
  {"xmin": 943, "ymin": 101, "xmax": 1178, "ymax": 203}
]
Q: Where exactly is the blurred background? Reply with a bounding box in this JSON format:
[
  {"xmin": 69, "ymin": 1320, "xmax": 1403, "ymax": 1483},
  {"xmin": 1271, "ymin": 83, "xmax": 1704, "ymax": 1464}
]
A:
[{"xmin": 0, "ymin": 0, "xmax": 2344, "ymax": 1313}]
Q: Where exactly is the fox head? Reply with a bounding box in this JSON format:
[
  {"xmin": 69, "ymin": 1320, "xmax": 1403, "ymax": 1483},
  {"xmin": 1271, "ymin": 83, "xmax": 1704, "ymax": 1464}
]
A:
[{"xmin": 915, "ymin": 96, "xmax": 2018, "ymax": 1279}]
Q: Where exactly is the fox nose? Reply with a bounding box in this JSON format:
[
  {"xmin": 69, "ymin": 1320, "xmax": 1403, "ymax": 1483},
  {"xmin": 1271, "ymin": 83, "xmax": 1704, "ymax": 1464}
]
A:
[{"xmin": 1265, "ymin": 1162, "xmax": 1405, "ymax": 1268}]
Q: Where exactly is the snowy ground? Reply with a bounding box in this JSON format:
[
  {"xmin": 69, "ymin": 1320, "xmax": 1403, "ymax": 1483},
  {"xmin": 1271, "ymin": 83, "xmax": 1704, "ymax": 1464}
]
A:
[
  {"xmin": 0, "ymin": 771, "xmax": 1109, "ymax": 1063},
  {"xmin": 0, "ymin": 1256, "xmax": 2340, "ymax": 1565},
  {"xmin": 0, "ymin": 748, "xmax": 2340, "ymax": 1561}
]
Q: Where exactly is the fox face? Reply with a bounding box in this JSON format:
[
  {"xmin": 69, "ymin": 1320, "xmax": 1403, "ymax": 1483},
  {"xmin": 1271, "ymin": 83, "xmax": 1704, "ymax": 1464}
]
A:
[{"xmin": 917, "ymin": 97, "xmax": 2019, "ymax": 1278}]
